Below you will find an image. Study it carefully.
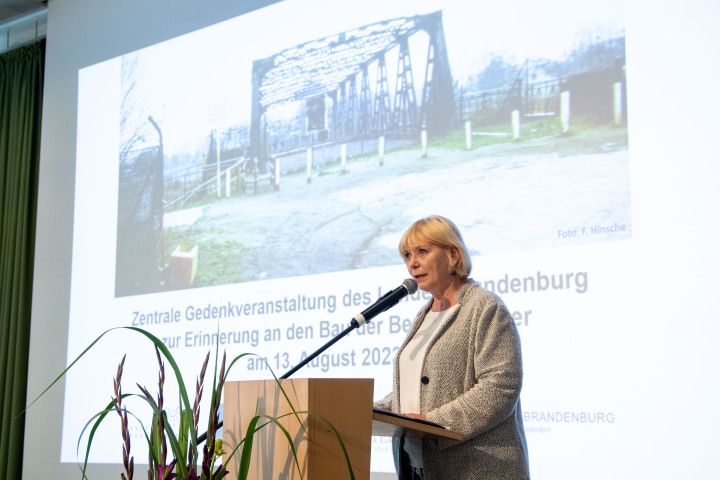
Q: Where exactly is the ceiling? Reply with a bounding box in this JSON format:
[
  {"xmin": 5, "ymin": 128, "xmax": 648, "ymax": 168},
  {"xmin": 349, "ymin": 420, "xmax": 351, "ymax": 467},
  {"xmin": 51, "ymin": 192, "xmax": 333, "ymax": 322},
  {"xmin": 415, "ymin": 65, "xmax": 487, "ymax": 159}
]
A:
[{"xmin": 0, "ymin": 0, "xmax": 47, "ymax": 25}]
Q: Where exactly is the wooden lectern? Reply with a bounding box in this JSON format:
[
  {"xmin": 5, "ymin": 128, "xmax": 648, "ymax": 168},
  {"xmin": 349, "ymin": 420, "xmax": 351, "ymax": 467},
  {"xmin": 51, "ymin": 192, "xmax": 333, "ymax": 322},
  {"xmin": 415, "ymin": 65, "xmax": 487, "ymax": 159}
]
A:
[{"xmin": 222, "ymin": 379, "xmax": 462, "ymax": 480}]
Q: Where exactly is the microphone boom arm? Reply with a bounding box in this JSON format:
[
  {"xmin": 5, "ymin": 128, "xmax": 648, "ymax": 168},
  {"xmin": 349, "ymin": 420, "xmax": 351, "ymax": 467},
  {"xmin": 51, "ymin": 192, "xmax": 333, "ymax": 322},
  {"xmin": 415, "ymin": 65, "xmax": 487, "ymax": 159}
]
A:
[{"xmin": 197, "ymin": 278, "xmax": 417, "ymax": 444}]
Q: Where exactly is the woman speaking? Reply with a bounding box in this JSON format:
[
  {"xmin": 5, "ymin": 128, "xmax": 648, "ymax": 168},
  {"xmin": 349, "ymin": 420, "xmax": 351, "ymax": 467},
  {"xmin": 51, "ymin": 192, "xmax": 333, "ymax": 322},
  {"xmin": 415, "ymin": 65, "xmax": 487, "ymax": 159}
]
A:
[{"xmin": 374, "ymin": 215, "xmax": 530, "ymax": 479}]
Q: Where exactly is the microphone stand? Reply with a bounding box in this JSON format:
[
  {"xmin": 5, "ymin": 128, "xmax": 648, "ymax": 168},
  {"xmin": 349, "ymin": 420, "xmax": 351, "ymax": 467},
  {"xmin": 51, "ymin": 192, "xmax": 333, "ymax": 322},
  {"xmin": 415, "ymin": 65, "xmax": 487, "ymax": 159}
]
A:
[{"xmin": 197, "ymin": 319, "xmax": 362, "ymax": 444}]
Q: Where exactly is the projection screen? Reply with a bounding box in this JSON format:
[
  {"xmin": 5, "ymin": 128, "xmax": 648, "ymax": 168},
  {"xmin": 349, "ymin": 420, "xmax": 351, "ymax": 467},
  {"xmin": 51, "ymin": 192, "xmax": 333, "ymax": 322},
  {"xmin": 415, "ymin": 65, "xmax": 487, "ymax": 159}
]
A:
[{"xmin": 23, "ymin": 0, "xmax": 720, "ymax": 478}]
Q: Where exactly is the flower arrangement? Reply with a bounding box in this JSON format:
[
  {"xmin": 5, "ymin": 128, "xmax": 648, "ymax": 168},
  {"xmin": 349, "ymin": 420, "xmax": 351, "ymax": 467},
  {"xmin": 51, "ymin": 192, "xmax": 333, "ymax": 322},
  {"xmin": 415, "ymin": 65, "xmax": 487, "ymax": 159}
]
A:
[
  {"xmin": 112, "ymin": 347, "xmax": 225, "ymax": 480},
  {"xmin": 28, "ymin": 326, "xmax": 356, "ymax": 480}
]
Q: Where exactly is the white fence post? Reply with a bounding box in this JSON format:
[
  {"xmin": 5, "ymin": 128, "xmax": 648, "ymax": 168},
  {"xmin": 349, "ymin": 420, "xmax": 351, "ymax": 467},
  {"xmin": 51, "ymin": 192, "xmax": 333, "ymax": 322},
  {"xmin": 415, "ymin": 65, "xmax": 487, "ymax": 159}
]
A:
[
  {"xmin": 306, "ymin": 148, "xmax": 312, "ymax": 184},
  {"xmin": 512, "ymin": 110, "xmax": 520, "ymax": 140},
  {"xmin": 225, "ymin": 166, "xmax": 231, "ymax": 197},
  {"xmin": 465, "ymin": 120, "xmax": 472, "ymax": 150},
  {"xmin": 378, "ymin": 136, "xmax": 385, "ymax": 166},
  {"xmin": 421, "ymin": 128, "xmax": 428, "ymax": 157},
  {"xmin": 341, "ymin": 143, "xmax": 347, "ymax": 172},
  {"xmin": 215, "ymin": 129, "xmax": 222, "ymax": 196},
  {"xmin": 561, "ymin": 91, "xmax": 570, "ymax": 134},
  {"xmin": 274, "ymin": 157, "xmax": 280, "ymax": 190},
  {"xmin": 613, "ymin": 82, "xmax": 623, "ymax": 125}
]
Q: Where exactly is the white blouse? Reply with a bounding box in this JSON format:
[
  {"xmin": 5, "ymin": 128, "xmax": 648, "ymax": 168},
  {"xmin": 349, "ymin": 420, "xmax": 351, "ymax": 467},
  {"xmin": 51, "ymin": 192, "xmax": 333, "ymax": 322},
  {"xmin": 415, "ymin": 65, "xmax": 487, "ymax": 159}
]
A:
[{"xmin": 398, "ymin": 305, "xmax": 458, "ymax": 467}]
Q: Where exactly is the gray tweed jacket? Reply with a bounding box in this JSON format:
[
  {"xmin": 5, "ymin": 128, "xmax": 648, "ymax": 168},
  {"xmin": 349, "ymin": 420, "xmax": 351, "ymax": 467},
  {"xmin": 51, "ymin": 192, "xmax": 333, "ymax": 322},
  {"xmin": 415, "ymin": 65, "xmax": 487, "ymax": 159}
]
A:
[{"xmin": 375, "ymin": 280, "xmax": 530, "ymax": 479}]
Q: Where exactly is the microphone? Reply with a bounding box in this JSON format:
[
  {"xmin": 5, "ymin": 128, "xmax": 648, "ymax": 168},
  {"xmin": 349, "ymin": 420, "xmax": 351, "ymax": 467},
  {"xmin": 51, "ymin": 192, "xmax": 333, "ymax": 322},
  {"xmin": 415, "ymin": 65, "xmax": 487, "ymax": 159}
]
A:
[
  {"xmin": 352, "ymin": 278, "xmax": 418, "ymax": 327},
  {"xmin": 201, "ymin": 278, "xmax": 418, "ymax": 444}
]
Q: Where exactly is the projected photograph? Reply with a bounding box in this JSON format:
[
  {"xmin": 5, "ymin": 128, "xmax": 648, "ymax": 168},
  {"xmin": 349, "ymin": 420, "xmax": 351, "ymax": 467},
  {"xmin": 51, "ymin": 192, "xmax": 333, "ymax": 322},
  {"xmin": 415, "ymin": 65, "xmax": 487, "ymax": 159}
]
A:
[{"xmin": 114, "ymin": 0, "xmax": 629, "ymax": 297}]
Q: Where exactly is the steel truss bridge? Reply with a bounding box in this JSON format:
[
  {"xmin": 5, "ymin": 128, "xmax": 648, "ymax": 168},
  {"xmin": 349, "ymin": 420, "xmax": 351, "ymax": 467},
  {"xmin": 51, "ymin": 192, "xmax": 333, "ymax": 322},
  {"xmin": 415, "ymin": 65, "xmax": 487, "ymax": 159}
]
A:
[{"xmin": 250, "ymin": 10, "xmax": 455, "ymax": 160}]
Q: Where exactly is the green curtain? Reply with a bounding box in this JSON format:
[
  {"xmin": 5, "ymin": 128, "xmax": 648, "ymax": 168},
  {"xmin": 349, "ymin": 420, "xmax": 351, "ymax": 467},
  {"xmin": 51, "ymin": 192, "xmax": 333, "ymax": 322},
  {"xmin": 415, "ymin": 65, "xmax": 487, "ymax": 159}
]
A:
[{"xmin": 0, "ymin": 40, "xmax": 45, "ymax": 480}]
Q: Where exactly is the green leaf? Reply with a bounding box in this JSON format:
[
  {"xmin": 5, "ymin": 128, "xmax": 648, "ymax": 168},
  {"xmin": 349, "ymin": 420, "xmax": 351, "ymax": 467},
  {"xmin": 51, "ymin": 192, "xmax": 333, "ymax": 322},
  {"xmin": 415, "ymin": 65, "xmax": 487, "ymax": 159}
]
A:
[
  {"xmin": 26, "ymin": 326, "xmax": 354, "ymax": 480},
  {"xmin": 178, "ymin": 408, "xmax": 192, "ymax": 469},
  {"xmin": 75, "ymin": 395, "xmax": 153, "ymax": 480},
  {"xmin": 236, "ymin": 415, "xmax": 260, "ymax": 480},
  {"xmin": 257, "ymin": 414, "xmax": 304, "ymax": 479},
  {"xmin": 313, "ymin": 413, "xmax": 355, "ymax": 480}
]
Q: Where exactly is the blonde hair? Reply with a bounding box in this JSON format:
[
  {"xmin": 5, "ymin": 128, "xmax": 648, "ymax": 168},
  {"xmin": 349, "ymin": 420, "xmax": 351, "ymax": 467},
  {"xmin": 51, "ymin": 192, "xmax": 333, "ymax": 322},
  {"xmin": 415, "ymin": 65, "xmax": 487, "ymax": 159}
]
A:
[{"xmin": 398, "ymin": 215, "xmax": 472, "ymax": 278}]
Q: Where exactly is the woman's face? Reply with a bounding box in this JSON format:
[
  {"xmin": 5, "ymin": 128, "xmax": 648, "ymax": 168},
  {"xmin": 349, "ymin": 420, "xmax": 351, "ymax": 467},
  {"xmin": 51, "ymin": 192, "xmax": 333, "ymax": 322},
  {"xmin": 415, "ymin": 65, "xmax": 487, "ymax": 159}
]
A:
[{"xmin": 403, "ymin": 242, "xmax": 456, "ymax": 298}]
